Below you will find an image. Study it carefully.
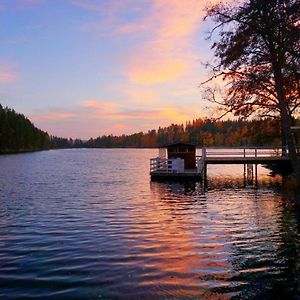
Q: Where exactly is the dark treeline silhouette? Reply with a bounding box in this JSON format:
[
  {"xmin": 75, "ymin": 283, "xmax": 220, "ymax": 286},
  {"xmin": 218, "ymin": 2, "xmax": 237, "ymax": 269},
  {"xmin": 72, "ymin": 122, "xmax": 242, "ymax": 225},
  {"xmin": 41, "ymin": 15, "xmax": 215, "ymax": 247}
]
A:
[
  {"xmin": 2, "ymin": 104, "xmax": 298, "ymax": 152},
  {"xmin": 83, "ymin": 118, "xmax": 286, "ymax": 148},
  {"xmin": 50, "ymin": 136, "xmax": 83, "ymax": 149},
  {"xmin": 0, "ymin": 104, "xmax": 51, "ymax": 153}
]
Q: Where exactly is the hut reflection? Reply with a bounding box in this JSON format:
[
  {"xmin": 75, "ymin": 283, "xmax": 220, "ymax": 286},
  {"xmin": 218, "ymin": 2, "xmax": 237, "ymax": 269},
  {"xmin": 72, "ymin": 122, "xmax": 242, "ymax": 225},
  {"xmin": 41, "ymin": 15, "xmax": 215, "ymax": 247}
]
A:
[{"xmin": 150, "ymin": 181, "xmax": 201, "ymax": 196}]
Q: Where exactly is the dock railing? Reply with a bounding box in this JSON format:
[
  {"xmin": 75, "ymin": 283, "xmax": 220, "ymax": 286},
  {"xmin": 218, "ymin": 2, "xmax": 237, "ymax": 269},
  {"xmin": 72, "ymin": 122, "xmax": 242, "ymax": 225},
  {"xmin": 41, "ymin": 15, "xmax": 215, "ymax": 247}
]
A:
[
  {"xmin": 198, "ymin": 146, "xmax": 289, "ymax": 160},
  {"xmin": 150, "ymin": 157, "xmax": 184, "ymax": 174}
]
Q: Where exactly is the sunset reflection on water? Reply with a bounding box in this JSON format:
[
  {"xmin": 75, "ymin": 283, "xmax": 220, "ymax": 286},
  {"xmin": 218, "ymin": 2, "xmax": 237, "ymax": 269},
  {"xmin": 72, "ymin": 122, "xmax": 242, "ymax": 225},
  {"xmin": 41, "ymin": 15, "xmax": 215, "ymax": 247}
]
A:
[
  {"xmin": 149, "ymin": 178, "xmax": 299, "ymax": 298},
  {"xmin": 0, "ymin": 149, "xmax": 299, "ymax": 299}
]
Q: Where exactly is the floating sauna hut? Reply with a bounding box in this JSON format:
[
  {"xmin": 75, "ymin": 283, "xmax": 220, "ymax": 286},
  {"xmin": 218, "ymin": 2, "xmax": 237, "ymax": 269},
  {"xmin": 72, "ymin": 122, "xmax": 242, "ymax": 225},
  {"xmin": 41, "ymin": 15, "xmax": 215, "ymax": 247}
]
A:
[{"xmin": 150, "ymin": 142, "xmax": 203, "ymax": 180}]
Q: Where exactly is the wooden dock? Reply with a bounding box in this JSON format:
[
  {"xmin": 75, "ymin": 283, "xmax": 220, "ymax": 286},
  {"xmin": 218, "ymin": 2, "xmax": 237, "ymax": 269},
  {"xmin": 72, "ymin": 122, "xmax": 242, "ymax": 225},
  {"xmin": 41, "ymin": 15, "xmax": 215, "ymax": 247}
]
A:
[
  {"xmin": 200, "ymin": 147, "xmax": 290, "ymax": 165},
  {"xmin": 150, "ymin": 146, "xmax": 291, "ymax": 181}
]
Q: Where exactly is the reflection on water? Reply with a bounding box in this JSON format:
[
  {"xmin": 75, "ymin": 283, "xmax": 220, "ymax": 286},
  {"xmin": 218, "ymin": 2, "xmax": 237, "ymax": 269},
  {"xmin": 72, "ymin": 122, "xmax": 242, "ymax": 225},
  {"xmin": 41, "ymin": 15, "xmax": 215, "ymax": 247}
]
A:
[
  {"xmin": 150, "ymin": 181, "xmax": 300, "ymax": 299},
  {"xmin": 0, "ymin": 149, "xmax": 299, "ymax": 299}
]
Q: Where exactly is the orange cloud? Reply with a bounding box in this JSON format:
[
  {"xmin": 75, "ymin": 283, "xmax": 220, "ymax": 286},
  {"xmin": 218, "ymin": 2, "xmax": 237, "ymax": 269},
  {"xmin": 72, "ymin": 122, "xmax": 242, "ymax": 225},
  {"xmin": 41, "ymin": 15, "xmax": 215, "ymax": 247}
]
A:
[
  {"xmin": 30, "ymin": 98, "xmax": 200, "ymax": 126},
  {"xmin": 161, "ymin": 109, "xmax": 190, "ymax": 123},
  {"xmin": 126, "ymin": 59, "xmax": 187, "ymax": 84},
  {"xmin": 122, "ymin": 88, "xmax": 160, "ymax": 105},
  {"xmin": 171, "ymin": 87, "xmax": 197, "ymax": 97},
  {"xmin": 81, "ymin": 99, "xmax": 120, "ymax": 115},
  {"xmin": 81, "ymin": 99, "xmax": 198, "ymax": 122},
  {"xmin": 28, "ymin": 93, "xmax": 204, "ymax": 139},
  {"xmin": 74, "ymin": 1, "xmax": 209, "ymax": 85},
  {"xmin": 123, "ymin": 0, "xmax": 205, "ymax": 85}
]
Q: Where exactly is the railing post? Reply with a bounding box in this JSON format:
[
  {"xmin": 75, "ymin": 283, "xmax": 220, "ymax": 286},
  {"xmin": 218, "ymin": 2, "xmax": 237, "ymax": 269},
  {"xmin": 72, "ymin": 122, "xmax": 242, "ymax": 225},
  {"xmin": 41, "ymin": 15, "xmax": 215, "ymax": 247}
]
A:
[
  {"xmin": 255, "ymin": 148, "xmax": 257, "ymax": 158},
  {"xmin": 244, "ymin": 148, "xmax": 246, "ymax": 158},
  {"xmin": 202, "ymin": 147, "xmax": 206, "ymax": 161}
]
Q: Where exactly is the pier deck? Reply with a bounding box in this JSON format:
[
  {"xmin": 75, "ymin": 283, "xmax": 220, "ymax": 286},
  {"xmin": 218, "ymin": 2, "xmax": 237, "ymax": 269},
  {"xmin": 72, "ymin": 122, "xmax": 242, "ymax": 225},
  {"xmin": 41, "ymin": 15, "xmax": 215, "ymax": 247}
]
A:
[{"xmin": 150, "ymin": 146, "xmax": 292, "ymax": 180}]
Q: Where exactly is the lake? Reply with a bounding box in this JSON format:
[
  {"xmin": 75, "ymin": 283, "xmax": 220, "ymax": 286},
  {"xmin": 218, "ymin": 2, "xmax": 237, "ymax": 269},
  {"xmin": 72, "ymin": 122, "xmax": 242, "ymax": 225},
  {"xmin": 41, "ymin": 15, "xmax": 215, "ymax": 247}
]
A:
[{"xmin": 0, "ymin": 149, "xmax": 299, "ymax": 299}]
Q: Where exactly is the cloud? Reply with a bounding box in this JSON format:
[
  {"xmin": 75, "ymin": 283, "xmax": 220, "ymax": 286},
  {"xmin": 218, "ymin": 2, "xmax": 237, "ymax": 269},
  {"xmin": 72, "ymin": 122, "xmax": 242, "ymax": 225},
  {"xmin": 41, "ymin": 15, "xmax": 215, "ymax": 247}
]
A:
[
  {"xmin": 73, "ymin": 0, "xmax": 209, "ymax": 84},
  {"xmin": 29, "ymin": 98, "xmax": 202, "ymax": 138},
  {"xmin": 125, "ymin": 58, "xmax": 187, "ymax": 85},
  {"xmin": 71, "ymin": 0, "xmax": 118, "ymax": 13},
  {"xmin": 79, "ymin": 99, "xmax": 155, "ymax": 120},
  {"xmin": 30, "ymin": 112, "xmax": 77, "ymax": 121},
  {"xmin": 123, "ymin": 0, "xmax": 205, "ymax": 84},
  {"xmin": 0, "ymin": 63, "xmax": 18, "ymax": 83},
  {"xmin": 121, "ymin": 88, "xmax": 159, "ymax": 105},
  {"xmin": 81, "ymin": 99, "xmax": 199, "ymax": 122},
  {"xmin": 72, "ymin": 0, "xmax": 143, "ymax": 36},
  {"xmin": 81, "ymin": 99, "xmax": 120, "ymax": 115},
  {"xmin": 171, "ymin": 87, "xmax": 197, "ymax": 97},
  {"xmin": 0, "ymin": 70, "xmax": 17, "ymax": 83}
]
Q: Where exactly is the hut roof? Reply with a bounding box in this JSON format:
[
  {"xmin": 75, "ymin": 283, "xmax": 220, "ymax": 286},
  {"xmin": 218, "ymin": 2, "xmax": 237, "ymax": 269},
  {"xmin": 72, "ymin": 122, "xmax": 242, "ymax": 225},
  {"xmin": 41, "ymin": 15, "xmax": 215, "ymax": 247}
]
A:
[{"xmin": 164, "ymin": 142, "xmax": 196, "ymax": 148}]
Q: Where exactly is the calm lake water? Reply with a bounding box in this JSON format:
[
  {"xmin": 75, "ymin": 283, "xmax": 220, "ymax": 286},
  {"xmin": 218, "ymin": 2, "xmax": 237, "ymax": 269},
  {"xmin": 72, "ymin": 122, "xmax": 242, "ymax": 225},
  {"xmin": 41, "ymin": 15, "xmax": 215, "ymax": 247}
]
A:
[{"xmin": 0, "ymin": 149, "xmax": 299, "ymax": 299}]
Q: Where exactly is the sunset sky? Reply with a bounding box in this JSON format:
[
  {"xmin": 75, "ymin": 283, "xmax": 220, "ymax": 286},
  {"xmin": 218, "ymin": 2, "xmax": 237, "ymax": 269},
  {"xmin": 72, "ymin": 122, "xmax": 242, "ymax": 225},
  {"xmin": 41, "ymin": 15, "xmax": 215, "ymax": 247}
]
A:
[{"xmin": 0, "ymin": 0, "xmax": 218, "ymax": 139}]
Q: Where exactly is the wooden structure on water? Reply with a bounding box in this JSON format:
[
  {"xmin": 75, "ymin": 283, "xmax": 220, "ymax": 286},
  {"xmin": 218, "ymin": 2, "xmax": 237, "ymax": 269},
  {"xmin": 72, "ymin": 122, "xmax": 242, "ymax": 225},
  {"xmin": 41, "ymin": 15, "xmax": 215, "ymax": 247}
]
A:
[
  {"xmin": 150, "ymin": 143, "xmax": 202, "ymax": 180},
  {"xmin": 150, "ymin": 144, "xmax": 292, "ymax": 181}
]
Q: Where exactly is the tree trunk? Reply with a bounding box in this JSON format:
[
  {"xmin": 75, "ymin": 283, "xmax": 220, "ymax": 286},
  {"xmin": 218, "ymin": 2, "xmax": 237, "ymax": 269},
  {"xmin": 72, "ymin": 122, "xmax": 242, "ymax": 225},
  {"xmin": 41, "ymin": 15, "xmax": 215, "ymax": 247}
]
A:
[{"xmin": 272, "ymin": 63, "xmax": 300, "ymax": 181}]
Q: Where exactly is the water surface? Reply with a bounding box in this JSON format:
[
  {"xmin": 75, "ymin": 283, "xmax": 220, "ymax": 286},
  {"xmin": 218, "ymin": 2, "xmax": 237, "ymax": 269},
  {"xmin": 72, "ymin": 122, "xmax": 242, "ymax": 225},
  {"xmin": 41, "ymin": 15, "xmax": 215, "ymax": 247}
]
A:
[{"xmin": 0, "ymin": 149, "xmax": 299, "ymax": 299}]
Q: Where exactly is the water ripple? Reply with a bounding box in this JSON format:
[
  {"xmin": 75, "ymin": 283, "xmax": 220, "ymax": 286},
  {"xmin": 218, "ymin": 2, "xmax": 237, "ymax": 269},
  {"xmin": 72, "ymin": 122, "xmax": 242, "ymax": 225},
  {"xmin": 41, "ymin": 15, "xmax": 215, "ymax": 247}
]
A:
[{"xmin": 0, "ymin": 149, "xmax": 299, "ymax": 299}]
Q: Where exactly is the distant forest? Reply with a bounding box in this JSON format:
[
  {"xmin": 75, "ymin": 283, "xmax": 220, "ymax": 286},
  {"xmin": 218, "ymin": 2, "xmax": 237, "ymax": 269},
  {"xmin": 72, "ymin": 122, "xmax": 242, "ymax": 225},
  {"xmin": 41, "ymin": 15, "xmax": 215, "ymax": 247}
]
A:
[
  {"xmin": 79, "ymin": 119, "xmax": 285, "ymax": 148},
  {"xmin": 1, "ymin": 104, "xmax": 298, "ymax": 153},
  {"xmin": 56, "ymin": 118, "xmax": 295, "ymax": 149}
]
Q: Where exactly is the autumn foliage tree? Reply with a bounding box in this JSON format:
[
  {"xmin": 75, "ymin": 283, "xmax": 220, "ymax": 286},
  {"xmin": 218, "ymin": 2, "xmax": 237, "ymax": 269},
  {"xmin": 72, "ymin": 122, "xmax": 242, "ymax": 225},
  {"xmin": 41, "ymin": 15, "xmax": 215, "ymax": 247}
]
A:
[{"xmin": 203, "ymin": 0, "xmax": 300, "ymax": 173}]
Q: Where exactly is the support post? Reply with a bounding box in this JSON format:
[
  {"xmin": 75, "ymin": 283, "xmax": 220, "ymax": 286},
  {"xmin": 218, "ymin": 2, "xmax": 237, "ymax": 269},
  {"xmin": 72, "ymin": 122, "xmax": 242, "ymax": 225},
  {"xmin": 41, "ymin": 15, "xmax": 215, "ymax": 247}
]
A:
[
  {"xmin": 202, "ymin": 147, "xmax": 207, "ymax": 189},
  {"xmin": 247, "ymin": 164, "xmax": 254, "ymax": 185},
  {"xmin": 255, "ymin": 164, "xmax": 258, "ymax": 186},
  {"xmin": 202, "ymin": 147, "xmax": 206, "ymax": 161},
  {"xmin": 203, "ymin": 163, "xmax": 207, "ymax": 189}
]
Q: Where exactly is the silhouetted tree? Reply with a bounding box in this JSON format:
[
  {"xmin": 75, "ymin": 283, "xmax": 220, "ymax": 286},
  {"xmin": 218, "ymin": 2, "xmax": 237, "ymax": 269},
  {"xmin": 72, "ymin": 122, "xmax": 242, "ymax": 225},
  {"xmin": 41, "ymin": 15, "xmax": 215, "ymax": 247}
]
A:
[
  {"xmin": 0, "ymin": 104, "xmax": 51, "ymax": 153},
  {"xmin": 203, "ymin": 0, "xmax": 300, "ymax": 174}
]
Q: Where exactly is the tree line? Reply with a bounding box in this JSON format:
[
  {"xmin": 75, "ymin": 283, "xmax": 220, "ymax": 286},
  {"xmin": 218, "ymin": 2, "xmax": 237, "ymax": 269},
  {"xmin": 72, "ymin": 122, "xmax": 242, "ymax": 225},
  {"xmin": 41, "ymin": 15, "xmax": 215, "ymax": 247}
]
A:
[
  {"xmin": 53, "ymin": 118, "xmax": 293, "ymax": 149},
  {"xmin": 0, "ymin": 104, "xmax": 51, "ymax": 153},
  {"xmin": 1, "ymin": 104, "xmax": 298, "ymax": 152},
  {"xmin": 81, "ymin": 118, "xmax": 290, "ymax": 148}
]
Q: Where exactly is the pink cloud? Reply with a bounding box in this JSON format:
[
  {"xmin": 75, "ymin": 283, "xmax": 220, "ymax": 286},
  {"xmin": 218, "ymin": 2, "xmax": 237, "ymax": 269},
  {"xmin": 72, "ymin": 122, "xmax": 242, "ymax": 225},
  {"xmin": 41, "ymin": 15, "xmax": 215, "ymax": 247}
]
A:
[
  {"xmin": 80, "ymin": 99, "xmax": 195, "ymax": 121},
  {"xmin": 0, "ymin": 70, "xmax": 17, "ymax": 83},
  {"xmin": 0, "ymin": 63, "xmax": 18, "ymax": 83},
  {"xmin": 30, "ymin": 112, "xmax": 78, "ymax": 121},
  {"xmin": 81, "ymin": 99, "xmax": 157, "ymax": 120},
  {"xmin": 81, "ymin": 99, "xmax": 120, "ymax": 115},
  {"xmin": 28, "ymin": 98, "xmax": 202, "ymax": 138}
]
